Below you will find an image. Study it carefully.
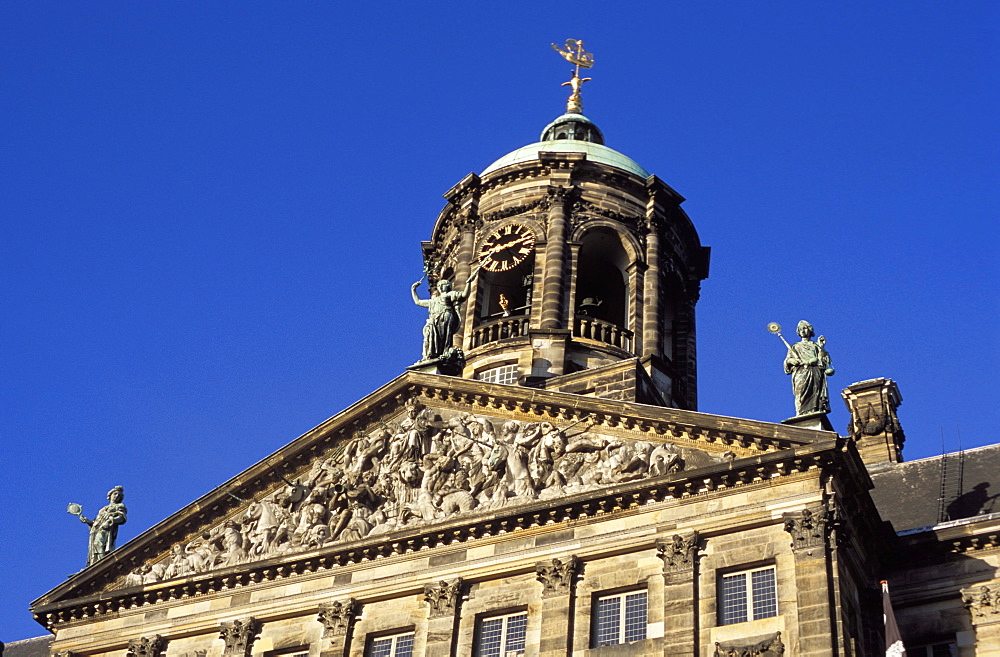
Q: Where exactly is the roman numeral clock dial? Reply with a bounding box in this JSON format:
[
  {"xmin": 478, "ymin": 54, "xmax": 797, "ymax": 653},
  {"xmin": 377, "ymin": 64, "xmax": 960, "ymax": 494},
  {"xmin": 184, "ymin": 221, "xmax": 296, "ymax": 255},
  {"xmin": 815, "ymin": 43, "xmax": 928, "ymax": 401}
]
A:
[{"xmin": 478, "ymin": 223, "xmax": 536, "ymax": 272}]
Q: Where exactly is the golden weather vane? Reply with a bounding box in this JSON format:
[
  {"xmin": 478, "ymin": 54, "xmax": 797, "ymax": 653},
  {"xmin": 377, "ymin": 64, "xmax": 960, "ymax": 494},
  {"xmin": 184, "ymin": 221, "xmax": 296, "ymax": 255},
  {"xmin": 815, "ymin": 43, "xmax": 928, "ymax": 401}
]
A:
[{"xmin": 551, "ymin": 39, "xmax": 594, "ymax": 113}]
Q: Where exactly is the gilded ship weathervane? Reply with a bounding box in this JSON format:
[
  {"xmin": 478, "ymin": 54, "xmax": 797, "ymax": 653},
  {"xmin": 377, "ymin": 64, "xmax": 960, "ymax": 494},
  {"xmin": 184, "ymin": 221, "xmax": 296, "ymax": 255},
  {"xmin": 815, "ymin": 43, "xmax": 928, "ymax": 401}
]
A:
[{"xmin": 551, "ymin": 38, "xmax": 594, "ymax": 113}]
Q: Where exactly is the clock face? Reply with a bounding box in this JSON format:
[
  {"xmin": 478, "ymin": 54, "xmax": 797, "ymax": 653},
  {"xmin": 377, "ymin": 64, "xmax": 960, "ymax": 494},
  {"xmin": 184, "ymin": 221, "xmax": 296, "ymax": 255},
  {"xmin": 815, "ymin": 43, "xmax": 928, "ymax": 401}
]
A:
[{"xmin": 478, "ymin": 223, "xmax": 536, "ymax": 272}]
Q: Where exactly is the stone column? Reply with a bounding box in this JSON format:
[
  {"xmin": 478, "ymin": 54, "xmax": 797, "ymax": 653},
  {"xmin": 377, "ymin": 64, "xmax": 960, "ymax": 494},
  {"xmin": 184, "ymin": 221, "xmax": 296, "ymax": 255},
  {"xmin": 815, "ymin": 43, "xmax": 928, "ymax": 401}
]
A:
[
  {"xmin": 317, "ymin": 598, "xmax": 358, "ymax": 657},
  {"xmin": 656, "ymin": 532, "xmax": 700, "ymax": 657},
  {"xmin": 127, "ymin": 635, "xmax": 166, "ymax": 657},
  {"xmin": 219, "ymin": 618, "xmax": 261, "ymax": 657},
  {"xmin": 540, "ymin": 185, "xmax": 569, "ymax": 330},
  {"xmin": 535, "ymin": 556, "xmax": 580, "ymax": 657},
  {"xmin": 422, "ymin": 578, "xmax": 463, "ymax": 657},
  {"xmin": 641, "ymin": 214, "xmax": 662, "ymax": 359},
  {"xmin": 963, "ymin": 584, "xmax": 1000, "ymax": 655},
  {"xmin": 783, "ymin": 508, "xmax": 836, "ymax": 657},
  {"xmin": 455, "ymin": 212, "xmax": 479, "ymax": 352}
]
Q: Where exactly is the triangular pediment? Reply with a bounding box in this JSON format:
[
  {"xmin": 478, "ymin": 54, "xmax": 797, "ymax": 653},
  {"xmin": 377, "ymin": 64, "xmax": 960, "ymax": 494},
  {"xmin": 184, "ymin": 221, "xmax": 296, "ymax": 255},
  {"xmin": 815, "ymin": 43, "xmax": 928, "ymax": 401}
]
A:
[{"xmin": 33, "ymin": 371, "xmax": 832, "ymax": 617}]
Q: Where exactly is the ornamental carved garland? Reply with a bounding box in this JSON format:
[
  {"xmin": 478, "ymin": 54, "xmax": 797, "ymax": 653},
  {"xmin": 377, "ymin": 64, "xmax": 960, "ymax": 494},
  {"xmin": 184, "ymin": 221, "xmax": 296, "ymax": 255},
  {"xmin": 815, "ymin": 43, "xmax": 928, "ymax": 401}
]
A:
[{"xmin": 121, "ymin": 400, "xmax": 692, "ymax": 589}]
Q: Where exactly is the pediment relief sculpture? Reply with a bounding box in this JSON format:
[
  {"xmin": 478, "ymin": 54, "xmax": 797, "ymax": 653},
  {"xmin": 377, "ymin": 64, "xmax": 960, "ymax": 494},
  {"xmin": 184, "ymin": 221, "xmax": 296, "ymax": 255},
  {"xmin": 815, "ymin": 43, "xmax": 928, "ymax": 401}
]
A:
[{"xmin": 113, "ymin": 396, "xmax": 742, "ymax": 591}]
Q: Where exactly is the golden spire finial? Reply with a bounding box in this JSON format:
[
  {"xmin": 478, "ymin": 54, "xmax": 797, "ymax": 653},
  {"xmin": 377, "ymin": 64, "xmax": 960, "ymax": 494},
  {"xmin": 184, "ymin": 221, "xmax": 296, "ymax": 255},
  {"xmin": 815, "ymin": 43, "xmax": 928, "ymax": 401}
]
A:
[{"xmin": 551, "ymin": 39, "xmax": 594, "ymax": 113}]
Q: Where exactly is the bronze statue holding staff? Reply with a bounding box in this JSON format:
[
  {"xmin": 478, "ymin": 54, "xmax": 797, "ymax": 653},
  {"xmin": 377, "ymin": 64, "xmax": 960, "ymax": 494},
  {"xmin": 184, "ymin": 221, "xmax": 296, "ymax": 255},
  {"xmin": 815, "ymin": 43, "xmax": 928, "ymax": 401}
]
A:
[{"xmin": 768, "ymin": 321, "xmax": 835, "ymax": 417}]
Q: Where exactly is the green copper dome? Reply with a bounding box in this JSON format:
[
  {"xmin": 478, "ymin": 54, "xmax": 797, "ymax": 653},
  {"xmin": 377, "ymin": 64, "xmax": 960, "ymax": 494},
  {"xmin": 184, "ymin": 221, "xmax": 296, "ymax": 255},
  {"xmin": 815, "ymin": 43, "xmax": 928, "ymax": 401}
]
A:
[
  {"xmin": 482, "ymin": 112, "xmax": 648, "ymax": 178},
  {"xmin": 481, "ymin": 140, "xmax": 649, "ymax": 178}
]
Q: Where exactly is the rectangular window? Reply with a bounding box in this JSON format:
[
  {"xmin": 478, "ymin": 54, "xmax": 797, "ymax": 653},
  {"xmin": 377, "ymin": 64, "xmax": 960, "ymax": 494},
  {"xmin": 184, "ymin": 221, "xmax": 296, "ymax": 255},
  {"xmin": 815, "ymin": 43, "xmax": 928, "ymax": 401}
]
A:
[
  {"xmin": 266, "ymin": 648, "xmax": 308, "ymax": 657},
  {"xmin": 476, "ymin": 363, "xmax": 518, "ymax": 385},
  {"xmin": 593, "ymin": 590, "xmax": 648, "ymax": 647},
  {"xmin": 719, "ymin": 567, "xmax": 777, "ymax": 625},
  {"xmin": 475, "ymin": 611, "xmax": 527, "ymax": 657},
  {"xmin": 910, "ymin": 642, "xmax": 956, "ymax": 657},
  {"xmin": 368, "ymin": 632, "xmax": 414, "ymax": 657}
]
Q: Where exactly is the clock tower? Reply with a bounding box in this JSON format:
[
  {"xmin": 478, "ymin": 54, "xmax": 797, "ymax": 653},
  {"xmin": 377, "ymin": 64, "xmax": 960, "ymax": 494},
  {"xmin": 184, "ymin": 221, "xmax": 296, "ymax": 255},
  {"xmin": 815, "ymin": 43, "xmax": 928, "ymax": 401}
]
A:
[{"xmin": 417, "ymin": 46, "xmax": 709, "ymax": 410}]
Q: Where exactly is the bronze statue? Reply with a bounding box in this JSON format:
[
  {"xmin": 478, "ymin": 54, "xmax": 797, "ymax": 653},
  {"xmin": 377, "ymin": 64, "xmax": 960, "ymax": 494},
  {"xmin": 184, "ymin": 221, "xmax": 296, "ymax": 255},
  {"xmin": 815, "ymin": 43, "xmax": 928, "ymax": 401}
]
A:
[
  {"xmin": 410, "ymin": 267, "xmax": 479, "ymax": 364},
  {"xmin": 68, "ymin": 486, "xmax": 128, "ymax": 567},
  {"xmin": 770, "ymin": 320, "xmax": 834, "ymax": 416}
]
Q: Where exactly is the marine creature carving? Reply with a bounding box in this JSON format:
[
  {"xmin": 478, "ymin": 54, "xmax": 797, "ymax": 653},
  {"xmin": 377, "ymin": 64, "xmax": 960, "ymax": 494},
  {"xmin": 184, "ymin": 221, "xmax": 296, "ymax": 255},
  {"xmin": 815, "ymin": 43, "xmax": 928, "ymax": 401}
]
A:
[{"xmin": 124, "ymin": 400, "xmax": 696, "ymax": 587}]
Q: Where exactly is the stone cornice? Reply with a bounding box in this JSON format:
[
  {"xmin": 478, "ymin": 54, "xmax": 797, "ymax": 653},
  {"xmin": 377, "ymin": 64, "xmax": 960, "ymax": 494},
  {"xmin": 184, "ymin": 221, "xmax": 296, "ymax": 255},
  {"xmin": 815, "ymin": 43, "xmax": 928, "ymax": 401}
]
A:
[{"xmin": 33, "ymin": 435, "xmax": 845, "ymax": 629}]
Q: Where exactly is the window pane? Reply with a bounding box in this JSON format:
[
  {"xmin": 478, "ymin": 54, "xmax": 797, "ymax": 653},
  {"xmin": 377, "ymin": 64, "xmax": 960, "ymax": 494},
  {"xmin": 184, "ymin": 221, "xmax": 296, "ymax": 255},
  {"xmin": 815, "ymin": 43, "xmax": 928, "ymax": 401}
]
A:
[
  {"xmin": 721, "ymin": 573, "xmax": 748, "ymax": 625},
  {"xmin": 751, "ymin": 569, "xmax": 777, "ymax": 620},
  {"xmin": 931, "ymin": 644, "xmax": 956, "ymax": 657},
  {"xmin": 477, "ymin": 617, "xmax": 504, "ymax": 657},
  {"xmin": 393, "ymin": 634, "xmax": 413, "ymax": 657},
  {"xmin": 623, "ymin": 592, "xmax": 647, "ymax": 642},
  {"xmin": 595, "ymin": 596, "xmax": 622, "ymax": 646},
  {"xmin": 503, "ymin": 614, "xmax": 527, "ymax": 656},
  {"xmin": 370, "ymin": 638, "xmax": 393, "ymax": 657}
]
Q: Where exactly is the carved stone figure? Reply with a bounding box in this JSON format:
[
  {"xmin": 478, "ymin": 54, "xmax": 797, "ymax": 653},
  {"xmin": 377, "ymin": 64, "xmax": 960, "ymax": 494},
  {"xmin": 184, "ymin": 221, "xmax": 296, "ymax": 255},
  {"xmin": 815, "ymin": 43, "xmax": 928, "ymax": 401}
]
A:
[
  {"xmin": 424, "ymin": 578, "xmax": 463, "ymax": 618},
  {"xmin": 134, "ymin": 403, "xmax": 696, "ymax": 587},
  {"xmin": 783, "ymin": 321, "xmax": 834, "ymax": 416},
  {"xmin": 77, "ymin": 486, "xmax": 128, "ymax": 567},
  {"xmin": 219, "ymin": 618, "xmax": 260, "ymax": 657},
  {"xmin": 714, "ymin": 632, "xmax": 784, "ymax": 656},
  {"xmin": 535, "ymin": 556, "xmax": 579, "ymax": 597},
  {"xmin": 127, "ymin": 635, "xmax": 166, "ymax": 657},
  {"xmin": 410, "ymin": 267, "xmax": 479, "ymax": 364}
]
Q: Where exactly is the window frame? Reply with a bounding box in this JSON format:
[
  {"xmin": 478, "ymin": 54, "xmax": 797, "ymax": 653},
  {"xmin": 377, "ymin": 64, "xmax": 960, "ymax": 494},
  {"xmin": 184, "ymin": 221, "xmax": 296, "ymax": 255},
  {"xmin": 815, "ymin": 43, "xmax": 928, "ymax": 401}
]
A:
[
  {"xmin": 365, "ymin": 630, "xmax": 415, "ymax": 657},
  {"xmin": 263, "ymin": 647, "xmax": 310, "ymax": 657},
  {"xmin": 475, "ymin": 363, "xmax": 519, "ymax": 385},
  {"xmin": 909, "ymin": 641, "xmax": 957, "ymax": 657},
  {"xmin": 718, "ymin": 565, "xmax": 778, "ymax": 626},
  {"xmin": 473, "ymin": 608, "xmax": 529, "ymax": 657},
  {"xmin": 591, "ymin": 588, "xmax": 649, "ymax": 648}
]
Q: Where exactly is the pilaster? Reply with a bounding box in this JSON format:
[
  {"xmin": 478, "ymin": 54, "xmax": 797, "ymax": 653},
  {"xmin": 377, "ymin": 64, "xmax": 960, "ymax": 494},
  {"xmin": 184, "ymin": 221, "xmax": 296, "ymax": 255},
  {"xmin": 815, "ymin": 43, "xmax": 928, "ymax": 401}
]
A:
[
  {"xmin": 318, "ymin": 598, "xmax": 359, "ymax": 657},
  {"xmin": 535, "ymin": 556, "xmax": 580, "ymax": 656},
  {"xmin": 539, "ymin": 185, "xmax": 569, "ymax": 331},
  {"xmin": 783, "ymin": 508, "xmax": 835, "ymax": 657},
  {"xmin": 422, "ymin": 578, "xmax": 463, "ymax": 657},
  {"xmin": 963, "ymin": 584, "xmax": 1000, "ymax": 655},
  {"xmin": 656, "ymin": 532, "xmax": 700, "ymax": 657}
]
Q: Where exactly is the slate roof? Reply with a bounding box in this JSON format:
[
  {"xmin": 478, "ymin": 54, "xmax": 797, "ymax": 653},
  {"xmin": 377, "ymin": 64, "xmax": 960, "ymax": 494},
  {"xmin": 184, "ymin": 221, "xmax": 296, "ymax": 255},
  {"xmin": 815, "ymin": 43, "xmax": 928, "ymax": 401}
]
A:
[
  {"xmin": 2, "ymin": 636, "xmax": 53, "ymax": 657},
  {"xmin": 869, "ymin": 443, "xmax": 1000, "ymax": 533}
]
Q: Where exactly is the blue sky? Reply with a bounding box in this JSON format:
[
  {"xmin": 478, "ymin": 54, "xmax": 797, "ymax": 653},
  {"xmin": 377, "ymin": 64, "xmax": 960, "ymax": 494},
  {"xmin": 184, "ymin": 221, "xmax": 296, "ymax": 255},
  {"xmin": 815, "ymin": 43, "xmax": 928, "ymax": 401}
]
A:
[{"xmin": 2, "ymin": 2, "xmax": 997, "ymax": 640}]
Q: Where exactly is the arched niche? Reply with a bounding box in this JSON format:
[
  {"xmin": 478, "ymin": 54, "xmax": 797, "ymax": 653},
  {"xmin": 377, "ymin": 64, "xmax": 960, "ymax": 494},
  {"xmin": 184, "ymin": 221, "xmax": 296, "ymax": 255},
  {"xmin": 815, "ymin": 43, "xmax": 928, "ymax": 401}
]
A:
[
  {"xmin": 660, "ymin": 271, "xmax": 685, "ymax": 363},
  {"xmin": 574, "ymin": 226, "xmax": 634, "ymax": 330}
]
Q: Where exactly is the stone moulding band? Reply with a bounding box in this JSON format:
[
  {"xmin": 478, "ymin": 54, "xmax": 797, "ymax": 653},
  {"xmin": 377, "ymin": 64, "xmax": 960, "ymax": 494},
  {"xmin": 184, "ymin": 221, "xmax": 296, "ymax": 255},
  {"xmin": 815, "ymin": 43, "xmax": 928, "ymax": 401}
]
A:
[{"xmin": 34, "ymin": 442, "xmax": 839, "ymax": 629}]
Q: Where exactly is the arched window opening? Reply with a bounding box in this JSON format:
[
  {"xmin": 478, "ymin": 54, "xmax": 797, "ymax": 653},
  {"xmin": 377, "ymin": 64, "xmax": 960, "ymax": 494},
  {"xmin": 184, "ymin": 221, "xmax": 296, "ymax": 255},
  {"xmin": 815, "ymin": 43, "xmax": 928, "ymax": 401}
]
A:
[
  {"xmin": 476, "ymin": 259, "xmax": 533, "ymax": 324},
  {"xmin": 661, "ymin": 274, "xmax": 683, "ymax": 363},
  {"xmin": 576, "ymin": 228, "xmax": 629, "ymax": 329}
]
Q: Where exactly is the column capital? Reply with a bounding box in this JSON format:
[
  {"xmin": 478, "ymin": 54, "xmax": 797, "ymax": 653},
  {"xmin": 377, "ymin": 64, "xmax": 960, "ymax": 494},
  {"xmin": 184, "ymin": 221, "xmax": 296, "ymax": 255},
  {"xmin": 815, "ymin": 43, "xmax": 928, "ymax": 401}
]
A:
[
  {"xmin": 317, "ymin": 598, "xmax": 359, "ymax": 639},
  {"xmin": 219, "ymin": 618, "xmax": 260, "ymax": 657},
  {"xmin": 127, "ymin": 635, "xmax": 166, "ymax": 657},
  {"xmin": 423, "ymin": 578, "xmax": 463, "ymax": 619},
  {"xmin": 535, "ymin": 555, "xmax": 580, "ymax": 598}
]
